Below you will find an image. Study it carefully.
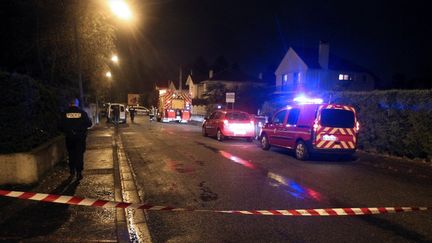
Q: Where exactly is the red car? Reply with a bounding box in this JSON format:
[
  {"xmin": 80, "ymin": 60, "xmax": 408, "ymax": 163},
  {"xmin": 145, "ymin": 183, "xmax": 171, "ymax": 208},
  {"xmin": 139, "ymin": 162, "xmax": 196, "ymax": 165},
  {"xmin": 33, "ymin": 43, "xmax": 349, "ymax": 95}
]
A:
[
  {"xmin": 260, "ymin": 98, "xmax": 359, "ymax": 160},
  {"xmin": 202, "ymin": 110, "xmax": 255, "ymax": 142}
]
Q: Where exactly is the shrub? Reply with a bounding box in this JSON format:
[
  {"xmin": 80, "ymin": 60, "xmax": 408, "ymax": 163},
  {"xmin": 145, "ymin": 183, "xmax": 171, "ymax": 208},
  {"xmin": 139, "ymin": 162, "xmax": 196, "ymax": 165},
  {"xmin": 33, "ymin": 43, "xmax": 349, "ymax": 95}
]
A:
[
  {"xmin": 329, "ymin": 90, "xmax": 432, "ymax": 160},
  {"xmin": 0, "ymin": 72, "xmax": 60, "ymax": 154}
]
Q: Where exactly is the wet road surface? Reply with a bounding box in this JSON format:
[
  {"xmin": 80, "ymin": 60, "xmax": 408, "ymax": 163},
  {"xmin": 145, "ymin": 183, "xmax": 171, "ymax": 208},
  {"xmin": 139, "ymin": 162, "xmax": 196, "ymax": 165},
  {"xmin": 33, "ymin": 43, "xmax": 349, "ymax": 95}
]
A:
[{"xmin": 120, "ymin": 116, "xmax": 432, "ymax": 242}]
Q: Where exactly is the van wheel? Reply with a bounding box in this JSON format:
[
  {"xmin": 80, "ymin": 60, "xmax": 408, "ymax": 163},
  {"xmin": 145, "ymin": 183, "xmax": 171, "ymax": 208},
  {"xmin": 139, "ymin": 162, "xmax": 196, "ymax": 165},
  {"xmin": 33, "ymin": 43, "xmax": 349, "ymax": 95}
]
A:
[
  {"xmin": 295, "ymin": 141, "xmax": 309, "ymax": 160},
  {"xmin": 261, "ymin": 134, "xmax": 270, "ymax": 150},
  {"xmin": 216, "ymin": 129, "xmax": 224, "ymax": 142},
  {"xmin": 202, "ymin": 126, "xmax": 208, "ymax": 137}
]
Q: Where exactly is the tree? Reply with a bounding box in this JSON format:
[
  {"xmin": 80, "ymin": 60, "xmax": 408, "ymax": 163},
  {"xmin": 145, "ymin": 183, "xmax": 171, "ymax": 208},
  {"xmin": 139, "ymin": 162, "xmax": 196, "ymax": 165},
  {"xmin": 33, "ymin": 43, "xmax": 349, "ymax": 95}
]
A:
[{"xmin": 1, "ymin": 0, "xmax": 115, "ymax": 101}]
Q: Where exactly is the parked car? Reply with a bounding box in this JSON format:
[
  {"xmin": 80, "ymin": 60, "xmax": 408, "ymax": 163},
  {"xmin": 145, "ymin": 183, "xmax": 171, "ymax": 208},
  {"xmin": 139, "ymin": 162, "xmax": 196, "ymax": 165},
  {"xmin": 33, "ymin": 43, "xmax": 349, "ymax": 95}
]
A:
[
  {"xmin": 260, "ymin": 98, "xmax": 359, "ymax": 160},
  {"xmin": 128, "ymin": 106, "xmax": 149, "ymax": 115},
  {"xmin": 202, "ymin": 110, "xmax": 255, "ymax": 142}
]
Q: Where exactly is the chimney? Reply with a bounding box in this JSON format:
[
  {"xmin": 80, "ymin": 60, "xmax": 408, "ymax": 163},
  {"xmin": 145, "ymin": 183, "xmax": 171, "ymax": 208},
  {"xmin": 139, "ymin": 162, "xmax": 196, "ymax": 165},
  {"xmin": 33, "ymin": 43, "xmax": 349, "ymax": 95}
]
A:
[
  {"xmin": 319, "ymin": 40, "xmax": 329, "ymax": 69},
  {"xmin": 209, "ymin": 69, "xmax": 214, "ymax": 79}
]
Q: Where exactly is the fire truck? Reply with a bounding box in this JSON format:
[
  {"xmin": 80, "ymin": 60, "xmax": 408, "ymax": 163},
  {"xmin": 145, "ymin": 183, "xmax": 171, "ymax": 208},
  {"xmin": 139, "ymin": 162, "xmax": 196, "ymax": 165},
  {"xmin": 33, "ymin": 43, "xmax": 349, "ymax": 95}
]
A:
[{"xmin": 157, "ymin": 89, "xmax": 192, "ymax": 123}]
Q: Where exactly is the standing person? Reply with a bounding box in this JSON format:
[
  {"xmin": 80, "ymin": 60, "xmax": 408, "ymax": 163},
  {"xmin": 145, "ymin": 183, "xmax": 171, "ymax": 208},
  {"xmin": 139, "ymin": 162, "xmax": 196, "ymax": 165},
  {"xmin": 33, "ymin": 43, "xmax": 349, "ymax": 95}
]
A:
[
  {"xmin": 59, "ymin": 98, "xmax": 92, "ymax": 180},
  {"xmin": 113, "ymin": 105, "xmax": 120, "ymax": 125},
  {"xmin": 150, "ymin": 106, "xmax": 155, "ymax": 121},
  {"xmin": 129, "ymin": 107, "xmax": 136, "ymax": 123}
]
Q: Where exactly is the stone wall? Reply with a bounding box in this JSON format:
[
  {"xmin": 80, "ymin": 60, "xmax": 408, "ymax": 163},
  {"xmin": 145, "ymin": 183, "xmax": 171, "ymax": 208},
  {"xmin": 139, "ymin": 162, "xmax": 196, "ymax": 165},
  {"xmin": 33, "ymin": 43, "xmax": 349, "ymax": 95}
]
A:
[{"xmin": 0, "ymin": 136, "xmax": 66, "ymax": 185}]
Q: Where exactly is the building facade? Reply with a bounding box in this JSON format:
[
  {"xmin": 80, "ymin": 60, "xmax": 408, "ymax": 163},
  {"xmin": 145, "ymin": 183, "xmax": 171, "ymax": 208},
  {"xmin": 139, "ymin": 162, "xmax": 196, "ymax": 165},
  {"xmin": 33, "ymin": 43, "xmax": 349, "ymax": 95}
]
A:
[{"xmin": 275, "ymin": 41, "xmax": 375, "ymax": 93}]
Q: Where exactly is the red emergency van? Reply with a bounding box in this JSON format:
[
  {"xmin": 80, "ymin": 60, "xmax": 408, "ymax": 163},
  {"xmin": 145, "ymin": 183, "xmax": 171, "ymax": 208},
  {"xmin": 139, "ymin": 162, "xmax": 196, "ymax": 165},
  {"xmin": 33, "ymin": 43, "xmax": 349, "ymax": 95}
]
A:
[{"xmin": 260, "ymin": 98, "xmax": 359, "ymax": 160}]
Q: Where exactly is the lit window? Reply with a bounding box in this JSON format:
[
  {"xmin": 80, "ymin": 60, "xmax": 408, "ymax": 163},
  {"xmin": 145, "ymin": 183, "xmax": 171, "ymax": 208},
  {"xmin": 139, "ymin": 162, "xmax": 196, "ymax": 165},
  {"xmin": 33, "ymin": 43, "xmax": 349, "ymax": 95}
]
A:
[
  {"xmin": 283, "ymin": 74, "xmax": 288, "ymax": 82},
  {"xmin": 339, "ymin": 74, "xmax": 351, "ymax": 81}
]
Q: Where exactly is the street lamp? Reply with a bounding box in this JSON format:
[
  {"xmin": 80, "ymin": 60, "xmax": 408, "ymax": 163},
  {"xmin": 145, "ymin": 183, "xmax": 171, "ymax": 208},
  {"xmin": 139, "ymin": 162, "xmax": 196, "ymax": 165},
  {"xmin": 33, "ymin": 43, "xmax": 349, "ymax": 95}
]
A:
[
  {"xmin": 106, "ymin": 71, "xmax": 112, "ymax": 78},
  {"xmin": 111, "ymin": 54, "xmax": 119, "ymax": 64},
  {"xmin": 109, "ymin": 0, "xmax": 133, "ymax": 20}
]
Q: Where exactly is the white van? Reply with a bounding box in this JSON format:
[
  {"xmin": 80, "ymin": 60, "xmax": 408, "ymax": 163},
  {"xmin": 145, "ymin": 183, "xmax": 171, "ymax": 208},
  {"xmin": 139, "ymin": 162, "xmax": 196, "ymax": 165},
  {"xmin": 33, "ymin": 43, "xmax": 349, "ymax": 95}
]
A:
[{"xmin": 107, "ymin": 103, "xmax": 127, "ymax": 124}]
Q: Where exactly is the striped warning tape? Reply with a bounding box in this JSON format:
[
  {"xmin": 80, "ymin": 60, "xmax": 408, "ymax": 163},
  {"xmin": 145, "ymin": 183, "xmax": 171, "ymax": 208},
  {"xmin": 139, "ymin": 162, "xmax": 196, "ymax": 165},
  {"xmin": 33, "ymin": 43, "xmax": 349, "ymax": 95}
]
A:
[{"xmin": 0, "ymin": 189, "xmax": 430, "ymax": 216}]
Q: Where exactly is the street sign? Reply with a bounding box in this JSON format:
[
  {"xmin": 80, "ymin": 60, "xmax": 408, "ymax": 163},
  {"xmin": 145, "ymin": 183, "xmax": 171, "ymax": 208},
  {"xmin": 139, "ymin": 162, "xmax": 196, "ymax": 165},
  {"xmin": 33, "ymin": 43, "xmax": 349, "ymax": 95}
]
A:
[
  {"xmin": 128, "ymin": 94, "xmax": 140, "ymax": 106},
  {"xmin": 226, "ymin": 92, "xmax": 235, "ymax": 103}
]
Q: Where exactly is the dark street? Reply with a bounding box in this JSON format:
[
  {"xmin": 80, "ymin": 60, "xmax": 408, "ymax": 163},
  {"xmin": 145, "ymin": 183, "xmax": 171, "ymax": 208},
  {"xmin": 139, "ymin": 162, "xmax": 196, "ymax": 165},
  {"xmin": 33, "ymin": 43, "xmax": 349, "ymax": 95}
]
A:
[{"xmin": 1, "ymin": 116, "xmax": 432, "ymax": 242}]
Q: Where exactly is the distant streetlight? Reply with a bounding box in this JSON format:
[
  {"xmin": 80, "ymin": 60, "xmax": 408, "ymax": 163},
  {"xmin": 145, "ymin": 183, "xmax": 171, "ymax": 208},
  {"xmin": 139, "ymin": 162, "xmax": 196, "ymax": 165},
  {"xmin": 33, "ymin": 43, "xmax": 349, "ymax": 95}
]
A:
[
  {"xmin": 111, "ymin": 54, "xmax": 119, "ymax": 63},
  {"xmin": 109, "ymin": 0, "xmax": 132, "ymax": 21},
  {"xmin": 106, "ymin": 71, "xmax": 112, "ymax": 78}
]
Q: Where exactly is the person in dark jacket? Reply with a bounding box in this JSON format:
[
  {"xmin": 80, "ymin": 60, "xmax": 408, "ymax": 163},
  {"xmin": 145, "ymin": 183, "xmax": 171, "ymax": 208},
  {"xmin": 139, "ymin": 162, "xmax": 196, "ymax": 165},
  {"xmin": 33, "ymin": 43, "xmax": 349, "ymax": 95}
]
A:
[
  {"xmin": 59, "ymin": 98, "xmax": 92, "ymax": 180},
  {"xmin": 129, "ymin": 107, "xmax": 136, "ymax": 123}
]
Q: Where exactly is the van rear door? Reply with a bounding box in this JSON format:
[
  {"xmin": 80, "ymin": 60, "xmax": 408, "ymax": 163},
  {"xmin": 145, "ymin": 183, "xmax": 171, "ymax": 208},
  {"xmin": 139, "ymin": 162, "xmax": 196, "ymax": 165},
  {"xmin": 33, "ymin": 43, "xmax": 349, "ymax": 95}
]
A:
[{"xmin": 314, "ymin": 105, "xmax": 357, "ymax": 150}]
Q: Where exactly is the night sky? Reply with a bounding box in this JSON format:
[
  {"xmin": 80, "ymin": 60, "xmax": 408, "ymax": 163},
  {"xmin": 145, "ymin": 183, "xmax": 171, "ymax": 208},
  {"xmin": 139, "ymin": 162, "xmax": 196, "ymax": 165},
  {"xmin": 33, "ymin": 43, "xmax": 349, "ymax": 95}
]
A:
[{"xmin": 121, "ymin": 0, "xmax": 430, "ymax": 89}]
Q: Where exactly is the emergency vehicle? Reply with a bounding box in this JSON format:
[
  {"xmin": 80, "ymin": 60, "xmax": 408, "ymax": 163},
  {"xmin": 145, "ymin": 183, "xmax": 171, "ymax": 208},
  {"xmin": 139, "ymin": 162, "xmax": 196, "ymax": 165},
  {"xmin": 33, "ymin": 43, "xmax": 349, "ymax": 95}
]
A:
[
  {"xmin": 260, "ymin": 96, "xmax": 359, "ymax": 160},
  {"xmin": 157, "ymin": 89, "xmax": 192, "ymax": 123}
]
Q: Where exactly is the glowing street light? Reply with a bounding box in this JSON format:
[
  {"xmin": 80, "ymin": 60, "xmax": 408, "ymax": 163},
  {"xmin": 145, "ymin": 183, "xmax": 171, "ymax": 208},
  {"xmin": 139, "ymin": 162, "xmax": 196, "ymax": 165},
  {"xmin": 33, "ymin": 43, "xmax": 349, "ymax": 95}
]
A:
[
  {"xmin": 111, "ymin": 54, "xmax": 119, "ymax": 63},
  {"xmin": 106, "ymin": 71, "xmax": 112, "ymax": 78},
  {"xmin": 109, "ymin": 0, "xmax": 132, "ymax": 21}
]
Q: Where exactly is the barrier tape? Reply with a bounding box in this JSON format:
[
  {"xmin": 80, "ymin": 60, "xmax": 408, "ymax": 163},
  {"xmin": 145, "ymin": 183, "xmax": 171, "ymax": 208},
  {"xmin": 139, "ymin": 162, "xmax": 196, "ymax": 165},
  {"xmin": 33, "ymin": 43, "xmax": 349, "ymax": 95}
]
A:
[{"xmin": 0, "ymin": 189, "xmax": 430, "ymax": 216}]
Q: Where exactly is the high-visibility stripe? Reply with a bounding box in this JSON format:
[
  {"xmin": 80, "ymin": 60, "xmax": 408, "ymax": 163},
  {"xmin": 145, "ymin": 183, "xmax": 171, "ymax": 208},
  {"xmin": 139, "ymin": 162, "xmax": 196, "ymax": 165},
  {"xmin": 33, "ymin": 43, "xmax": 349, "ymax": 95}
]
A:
[
  {"xmin": 340, "ymin": 141, "xmax": 348, "ymax": 149},
  {"xmin": 323, "ymin": 127, "xmax": 330, "ymax": 132},
  {"xmin": 333, "ymin": 144, "xmax": 341, "ymax": 149},
  {"xmin": 317, "ymin": 140, "xmax": 326, "ymax": 148},
  {"xmin": 339, "ymin": 128, "xmax": 346, "ymax": 135},
  {"xmin": 330, "ymin": 128, "xmax": 338, "ymax": 134},
  {"xmin": 346, "ymin": 129, "xmax": 354, "ymax": 136},
  {"xmin": 324, "ymin": 141, "xmax": 333, "ymax": 148},
  {"xmin": 348, "ymin": 141, "xmax": 355, "ymax": 148}
]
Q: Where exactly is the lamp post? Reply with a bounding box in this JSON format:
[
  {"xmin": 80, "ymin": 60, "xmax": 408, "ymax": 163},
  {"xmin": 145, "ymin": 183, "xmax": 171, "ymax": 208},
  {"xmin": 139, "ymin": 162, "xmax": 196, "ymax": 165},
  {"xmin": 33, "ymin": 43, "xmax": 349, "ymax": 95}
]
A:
[
  {"xmin": 73, "ymin": 13, "xmax": 84, "ymax": 108},
  {"xmin": 108, "ymin": 0, "xmax": 133, "ymax": 21}
]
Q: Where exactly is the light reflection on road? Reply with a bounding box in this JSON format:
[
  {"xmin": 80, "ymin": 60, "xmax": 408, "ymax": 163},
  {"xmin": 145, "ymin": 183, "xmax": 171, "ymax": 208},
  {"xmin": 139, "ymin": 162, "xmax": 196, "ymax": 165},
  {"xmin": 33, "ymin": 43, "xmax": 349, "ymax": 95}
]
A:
[{"xmin": 219, "ymin": 150, "xmax": 322, "ymax": 201}]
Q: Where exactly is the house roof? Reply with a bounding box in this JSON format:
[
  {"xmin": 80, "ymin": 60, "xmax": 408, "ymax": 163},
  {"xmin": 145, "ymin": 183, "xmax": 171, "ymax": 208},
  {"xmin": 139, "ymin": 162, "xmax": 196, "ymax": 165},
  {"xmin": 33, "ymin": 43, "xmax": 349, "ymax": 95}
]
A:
[
  {"xmin": 154, "ymin": 80, "xmax": 176, "ymax": 90},
  {"xmin": 292, "ymin": 46, "xmax": 370, "ymax": 73},
  {"xmin": 188, "ymin": 73, "xmax": 209, "ymax": 84},
  {"xmin": 207, "ymin": 68, "xmax": 263, "ymax": 83}
]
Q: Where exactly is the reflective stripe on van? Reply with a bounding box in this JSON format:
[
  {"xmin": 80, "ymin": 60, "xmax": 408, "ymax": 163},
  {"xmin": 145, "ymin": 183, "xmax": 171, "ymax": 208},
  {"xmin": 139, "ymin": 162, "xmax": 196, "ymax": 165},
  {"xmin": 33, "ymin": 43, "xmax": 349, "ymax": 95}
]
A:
[{"xmin": 314, "ymin": 105, "xmax": 357, "ymax": 150}]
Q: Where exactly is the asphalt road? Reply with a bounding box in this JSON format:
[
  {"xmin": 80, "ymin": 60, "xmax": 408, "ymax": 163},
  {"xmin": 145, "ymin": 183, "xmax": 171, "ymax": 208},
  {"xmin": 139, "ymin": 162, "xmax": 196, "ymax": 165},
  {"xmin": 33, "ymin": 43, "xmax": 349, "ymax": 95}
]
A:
[{"xmin": 120, "ymin": 116, "xmax": 432, "ymax": 242}]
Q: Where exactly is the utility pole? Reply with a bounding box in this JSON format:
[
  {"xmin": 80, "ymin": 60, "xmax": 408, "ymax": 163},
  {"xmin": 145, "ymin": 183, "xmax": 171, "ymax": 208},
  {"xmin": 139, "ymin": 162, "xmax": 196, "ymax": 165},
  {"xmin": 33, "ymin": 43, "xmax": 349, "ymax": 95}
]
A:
[
  {"xmin": 74, "ymin": 13, "xmax": 84, "ymax": 108},
  {"xmin": 179, "ymin": 66, "xmax": 183, "ymax": 91}
]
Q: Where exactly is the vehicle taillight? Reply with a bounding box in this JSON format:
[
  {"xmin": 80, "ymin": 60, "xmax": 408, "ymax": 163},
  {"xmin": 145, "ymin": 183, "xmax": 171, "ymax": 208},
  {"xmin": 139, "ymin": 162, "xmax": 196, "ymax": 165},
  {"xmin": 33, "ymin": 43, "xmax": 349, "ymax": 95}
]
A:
[
  {"xmin": 355, "ymin": 121, "xmax": 360, "ymax": 133},
  {"xmin": 313, "ymin": 120, "xmax": 319, "ymax": 132},
  {"xmin": 223, "ymin": 119, "xmax": 229, "ymax": 125},
  {"xmin": 250, "ymin": 120, "xmax": 254, "ymax": 126}
]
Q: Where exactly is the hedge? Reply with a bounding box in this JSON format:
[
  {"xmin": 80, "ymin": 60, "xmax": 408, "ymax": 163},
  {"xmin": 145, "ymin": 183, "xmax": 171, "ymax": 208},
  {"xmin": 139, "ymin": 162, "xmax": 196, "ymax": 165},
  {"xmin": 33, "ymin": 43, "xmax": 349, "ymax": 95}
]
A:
[
  {"xmin": 262, "ymin": 90, "xmax": 432, "ymax": 160},
  {"xmin": 0, "ymin": 72, "xmax": 60, "ymax": 154},
  {"xmin": 329, "ymin": 90, "xmax": 432, "ymax": 160}
]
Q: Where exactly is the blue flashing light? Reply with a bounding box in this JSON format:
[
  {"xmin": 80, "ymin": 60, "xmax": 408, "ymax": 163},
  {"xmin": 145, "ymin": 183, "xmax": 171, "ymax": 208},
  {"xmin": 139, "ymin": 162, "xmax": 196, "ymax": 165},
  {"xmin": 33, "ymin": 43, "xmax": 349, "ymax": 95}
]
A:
[{"xmin": 293, "ymin": 95, "xmax": 323, "ymax": 104}]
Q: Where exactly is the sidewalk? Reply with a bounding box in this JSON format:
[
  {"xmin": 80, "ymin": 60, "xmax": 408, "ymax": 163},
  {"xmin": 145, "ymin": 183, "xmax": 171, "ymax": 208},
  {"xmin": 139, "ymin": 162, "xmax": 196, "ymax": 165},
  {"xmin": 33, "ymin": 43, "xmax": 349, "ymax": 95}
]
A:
[{"xmin": 0, "ymin": 123, "xmax": 127, "ymax": 242}]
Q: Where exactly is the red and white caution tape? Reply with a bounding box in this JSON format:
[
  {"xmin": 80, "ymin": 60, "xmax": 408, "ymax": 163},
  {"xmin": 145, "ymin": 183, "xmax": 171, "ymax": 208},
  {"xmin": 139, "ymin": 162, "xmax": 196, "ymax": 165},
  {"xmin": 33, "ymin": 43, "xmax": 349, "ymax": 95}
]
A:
[{"xmin": 0, "ymin": 189, "xmax": 430, "ymax": 216}]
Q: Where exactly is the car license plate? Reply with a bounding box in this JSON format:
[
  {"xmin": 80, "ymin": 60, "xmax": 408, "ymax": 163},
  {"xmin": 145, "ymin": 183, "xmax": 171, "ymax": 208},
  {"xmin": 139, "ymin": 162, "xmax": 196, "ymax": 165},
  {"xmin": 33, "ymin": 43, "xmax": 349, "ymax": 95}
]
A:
[{"xmin": 322, "ymin": 134, "xmax": 337, "ymax": 141}]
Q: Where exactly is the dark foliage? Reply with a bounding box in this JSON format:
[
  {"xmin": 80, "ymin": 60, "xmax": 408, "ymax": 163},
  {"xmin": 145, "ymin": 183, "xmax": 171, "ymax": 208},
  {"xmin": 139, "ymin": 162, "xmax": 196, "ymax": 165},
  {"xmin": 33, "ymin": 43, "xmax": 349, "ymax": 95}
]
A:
[
  {"xmin": 0, "ymin": 72, "xmax": 60, "ymax": 154},
  {"xmin": 329, "ymin": 90, "xmax": 432, "ymax": 160}
]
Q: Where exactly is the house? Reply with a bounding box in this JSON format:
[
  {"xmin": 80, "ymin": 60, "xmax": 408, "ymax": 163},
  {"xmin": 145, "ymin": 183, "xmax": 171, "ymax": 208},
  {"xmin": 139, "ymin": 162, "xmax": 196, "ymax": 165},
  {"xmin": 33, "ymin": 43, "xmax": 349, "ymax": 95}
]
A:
[
  {"xmin": 185, "ymin": 68, "xmax": 265, "ymax": 99},
  {"xmin": 275, "ymin": 41, "xmax": 375, "ymax": 93}
]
